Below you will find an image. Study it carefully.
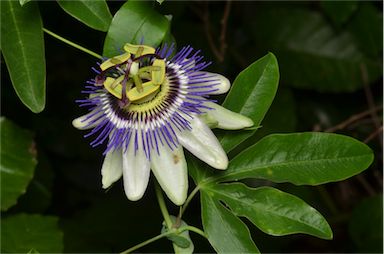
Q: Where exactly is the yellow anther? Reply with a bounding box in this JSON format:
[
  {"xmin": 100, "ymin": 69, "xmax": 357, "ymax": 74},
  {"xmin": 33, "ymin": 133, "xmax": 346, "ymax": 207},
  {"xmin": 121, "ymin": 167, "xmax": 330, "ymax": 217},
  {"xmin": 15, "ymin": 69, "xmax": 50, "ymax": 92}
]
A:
[
  {"xmin": 151, "ymin": 59, "xmax": 166, "ymax": 85},
  {"xmin": 103, "ymin": 77, "xmax": 124, "ymax": 99},
  {"xmin": 124, "ymin": 43, "xmax": 155, "ymax": 57},
  {"xmin": 100, "ymin": 52, "xmax": 131, "ymax": 71},
  {"xmin": 127, "ymin": 81, "xmax": 160, "ymax": 102}
]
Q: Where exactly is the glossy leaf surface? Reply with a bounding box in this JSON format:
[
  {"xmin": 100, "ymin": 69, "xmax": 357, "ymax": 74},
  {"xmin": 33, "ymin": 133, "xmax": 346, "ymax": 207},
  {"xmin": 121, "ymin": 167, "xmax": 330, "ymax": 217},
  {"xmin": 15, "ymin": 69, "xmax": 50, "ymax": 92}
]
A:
[
  {"xmin": 1, "ymin": 0, "xmax": 46, "ymax": 113},
  {"xmin": 103, "ymin": 1, "xmax": 170, "ymax": 57},
  {"xmin": 218, "ymin": 132, "xmax": 374, "ymax": 185},
  {"xmin": 219, "ymin": 52, "xmax": 279, "ymax": 152},
  {"xmin": 230, "ymin": 88, "xmax": 296, "ymax": 158},
  {"xmin": 0, "ymin": 118, "xmax": 37, "ymax": 211},
  {"xmin": 1, "ymin": 214, "xmax": 63, "ymax": 253},
  {"xmin": 208, "ymin": 183, "xmax": 332, "ymax": 239},
  {"xmin": 201, "ymin": 193, "xmax": 259, "ymax": 253},
  {"xmin": 16, "ymin": 153, "xmax": 54, "ymax": 213},
  {"xmin": 57, "ymin": 0, "xmax": 112, "ymax": 32},
  {"xmin": 19, "ymin": 0, "xmax": 33, "ymax": 6}
]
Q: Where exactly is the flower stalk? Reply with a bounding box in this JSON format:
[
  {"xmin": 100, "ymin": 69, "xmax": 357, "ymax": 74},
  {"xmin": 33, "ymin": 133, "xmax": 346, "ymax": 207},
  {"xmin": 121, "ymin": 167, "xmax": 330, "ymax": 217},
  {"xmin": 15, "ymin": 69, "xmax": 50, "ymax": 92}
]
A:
[
  {"xmin": 42, "ymin": 28, "xmax": 102, "ymax": 59},
  {"xmin": 155, "ymin": 181, "xmax": 173, "ymax": 229}
]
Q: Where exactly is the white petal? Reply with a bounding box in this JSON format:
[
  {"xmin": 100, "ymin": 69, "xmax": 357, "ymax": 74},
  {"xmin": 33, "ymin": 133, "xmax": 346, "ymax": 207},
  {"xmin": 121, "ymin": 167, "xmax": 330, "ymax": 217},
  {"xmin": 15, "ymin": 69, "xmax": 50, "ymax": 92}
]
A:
[
  {"xmin": 122, "ymin": 132, "xmax": 151, "ymax": 201},
  {"xmin": 178, "ymin": 116, "xmax": 228, "ymax": 170},
  {"xmin": 101, "ymin": 148, "xmax": 123, "ymax": 189},
  {"xmin": 151, "ymin": 145, "xmax": 188, "ymax": 206},
  {"xmin": 203, "ymin": 102, "xmax": 254, "ymax": 130},
  {"xmin": 192, "ymin": 72, "xmax": 230, "ymax": 95},
  {"xmin": 72, "ymin": 110, "xmax": 102, "ymax": 130}
]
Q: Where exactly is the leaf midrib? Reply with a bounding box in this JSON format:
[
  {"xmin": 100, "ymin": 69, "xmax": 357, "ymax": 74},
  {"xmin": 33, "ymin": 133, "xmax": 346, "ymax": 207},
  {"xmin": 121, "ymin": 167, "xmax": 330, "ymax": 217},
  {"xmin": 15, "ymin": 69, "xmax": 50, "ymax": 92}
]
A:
[
  {"xmin": 222, "ymin": 56, "xmax": 273, "ymax": 114},
  {"xmin": 7, "ymin": 1, "xmax": 39, "ymax": 107},
  {"xmin": 226, "ymin": 152, "xmax": 371, "ymax": 177},
  {"xmin": 200, "ymin": 152, "xmax": 371, "ymax": 185},
  {"xmin": 77, "ymin": 0, "xmax": 110, "ymax": 28}
]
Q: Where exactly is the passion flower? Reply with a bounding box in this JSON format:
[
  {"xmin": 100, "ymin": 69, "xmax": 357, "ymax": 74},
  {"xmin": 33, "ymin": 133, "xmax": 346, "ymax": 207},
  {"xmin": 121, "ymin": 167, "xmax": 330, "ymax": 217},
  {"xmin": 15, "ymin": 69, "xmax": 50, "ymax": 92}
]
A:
[{"xmin": 73, "ymin": 43, "xmax": 253, "ymax": 205}]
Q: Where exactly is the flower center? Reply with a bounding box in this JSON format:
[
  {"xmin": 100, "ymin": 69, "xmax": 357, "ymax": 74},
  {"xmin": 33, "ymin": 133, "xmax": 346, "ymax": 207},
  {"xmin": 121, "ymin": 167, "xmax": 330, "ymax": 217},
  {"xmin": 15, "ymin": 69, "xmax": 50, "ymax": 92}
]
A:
[{"xmin": 96, "ymin": 44, "xmax": 166, "ymax": 105}]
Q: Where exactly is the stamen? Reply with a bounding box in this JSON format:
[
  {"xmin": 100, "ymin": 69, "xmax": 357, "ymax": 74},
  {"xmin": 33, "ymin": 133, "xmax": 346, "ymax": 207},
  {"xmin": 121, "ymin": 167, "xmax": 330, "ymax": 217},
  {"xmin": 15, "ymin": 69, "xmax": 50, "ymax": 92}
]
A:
[
  {"xmin": 78, "ymin": 43, "xmax": 218, "ymax": 157},
  {"xmin": 127, "ymin": 81, "xmax": 160, "ymax": 102},
  {"xmin": 151, "ymin": 59, "xmax": 165, "ymax": 85},
  {"xmin": 132, "ymin": 75, "xmax": 143, "ymax": 92},
  {"xmin": 103, "ymin": 77, "xmax": 123, "ymax": 99},
  {"xmin": 100, "ymin": 52, "xmax": 131, "ymax": 71},
  {"xmin": 124, "ymin": 43, "xmax": 155, "ymax": 57}
]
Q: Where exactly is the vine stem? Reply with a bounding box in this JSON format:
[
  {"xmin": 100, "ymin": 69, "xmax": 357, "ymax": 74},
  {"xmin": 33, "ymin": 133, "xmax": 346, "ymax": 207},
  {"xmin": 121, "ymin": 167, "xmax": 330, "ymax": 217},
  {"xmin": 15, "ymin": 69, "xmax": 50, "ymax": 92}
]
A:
[
  {"xmin": 155, "ymin": 181, "xmax": 173, "ymax": 229},
  {"xmin": 119, "ymin": 225, "xmax": 206, "ymax": 254},
  {"xmin": 120, "ymin": 230, "xmax": 173, "ymax": 254},
  {"xmin": 120, "ymin": 174, "xmax": 206, "ymax": 253},
  {"xmin": 42, "ymin": 28, "xmax": 103, "ymax": 60},
  {"xmin": 179, "ymin": 185, "xmax": 200, "ymax": 218}
]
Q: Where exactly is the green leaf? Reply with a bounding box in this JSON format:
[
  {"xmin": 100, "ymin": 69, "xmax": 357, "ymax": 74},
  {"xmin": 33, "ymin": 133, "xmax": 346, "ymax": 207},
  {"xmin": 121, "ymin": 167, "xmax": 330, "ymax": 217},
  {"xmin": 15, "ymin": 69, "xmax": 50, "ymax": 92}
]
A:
[
  {"xmin": 0, "ymin": 118, "xmax": 37, "ymax": 211},
  {"xmin": 219, "ymin": 52, "xmax": 279, "ymax": 152},
  {"xmin": 103, "ymin": 1, "xmax": 170, "ymax": 57},
  {"xmin": 1, "ymin": 0, "xmax": 46, "ymax": 113},
  {"xmin": 1, "ymin": 214, "xmax": 63, "ymax": 253},
  {"xmin": 321, "ymin": 1, "xmax": 358, "ymax": 26},
  {"xmin": 207, "ymin": 183, "xmax": 332, "ymax": 239},
  {"xmin": 27, "ymin": 248, "xmax": 40, "ymax": 254},
  {"xmin": 15, "ymin": 152, "xmax": 54, "ymax": 213},
  {"xmin": 217, "ymin": 132, "xmax": 373, "ymax": 185},
  {"xmin": 57, "ymin": 0, "xmax": 112, "ymax": 32},
  {"xmin": 230, "ymin": 88, "xmax": 296, "ymax": 157},
  {"xmin": 349, "ymin": 195, "xmax": 383, "ymax": 252},
  {"xmin": 19, "ymin": 0, "xmax": 33, "ymax": 6},
  {"xmin": 201, "ymin": 192, "xmax": 259, "ymax": 253},
  {"xmin": 252, "ymin": 7, "xmax": 381, "ymax": 92},
  {"xmin": 187, "ymin": 155, "xmax": 214, "ymax": 185}
]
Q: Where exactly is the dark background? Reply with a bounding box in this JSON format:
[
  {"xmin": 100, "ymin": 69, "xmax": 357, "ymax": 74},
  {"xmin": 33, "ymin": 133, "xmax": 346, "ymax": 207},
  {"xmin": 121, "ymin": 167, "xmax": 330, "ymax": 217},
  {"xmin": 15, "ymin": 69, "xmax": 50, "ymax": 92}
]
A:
[{"xmin": 1, "ymin": 1, "xmax": 382, "ymax": 252}]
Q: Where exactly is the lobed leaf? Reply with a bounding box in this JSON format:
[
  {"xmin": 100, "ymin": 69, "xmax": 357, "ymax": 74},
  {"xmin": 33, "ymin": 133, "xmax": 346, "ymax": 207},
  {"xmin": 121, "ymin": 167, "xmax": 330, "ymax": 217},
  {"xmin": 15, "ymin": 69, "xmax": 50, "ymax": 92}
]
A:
[
  {"xmin": 217, "ymin": 132, "xmax": 373, "ymax": 185},
  {"xmin": 1, "ymin": 0, "xmax": 46, "ymax": 113},
  {"xmin": 57, "ymin": 0, "xmax": 112, "ymax": 32},
  {"xmin": 103, "ymin": 0, "xmax": 170, "ymax": 57},
  {"xmin": 201, "ymin": 192, "xmax": 259, "ymax": 253},
  {"xmin": 219, "ymin": 52, "xmax": 279, "ymax": 152},
  {"xmin": 0, "ymin": 118, "xmax": 37, "ymax": 211},
  {"xmin": 207, "ymin": 183, "xmax": 332, "ymax": 239},
  {"xmin": 1, "ymin": 214, "xmax": 63, "ymax": 253}
]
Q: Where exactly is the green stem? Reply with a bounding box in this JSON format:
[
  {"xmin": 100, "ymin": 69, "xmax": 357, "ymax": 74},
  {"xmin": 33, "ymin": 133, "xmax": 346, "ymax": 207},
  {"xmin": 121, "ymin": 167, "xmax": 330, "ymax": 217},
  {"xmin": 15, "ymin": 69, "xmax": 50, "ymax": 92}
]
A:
[
  {"xmin": 119, "ymin": 225, "xmax": 206, "ymax": 254},
  {"xmin": 155, "ymin": 181, "xmax": 173, "ymax": 229},
  {"xmin": 120, "ymin": 230, "xmax": 174, "ymax": 254},
  {"xmin": 183, "ymin": 225, "xmax": 207, "ymax": 239},
  {"xmin": 42, "ymin": 28, "xmax": 103, "ymax": 59},
  {"xmin": 179, "ymin": 185, "xmax": 200, "ymax": 218}
]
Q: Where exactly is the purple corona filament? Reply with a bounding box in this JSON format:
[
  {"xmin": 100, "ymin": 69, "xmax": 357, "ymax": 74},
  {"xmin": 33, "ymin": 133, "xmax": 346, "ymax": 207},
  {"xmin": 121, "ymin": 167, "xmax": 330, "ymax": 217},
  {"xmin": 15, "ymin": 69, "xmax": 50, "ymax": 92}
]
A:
[{"xmin": 76, "ymin": 44, "xmax": 220, "ymax": 158}]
